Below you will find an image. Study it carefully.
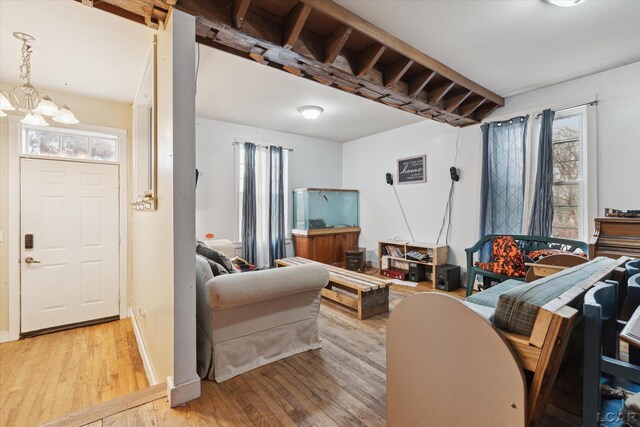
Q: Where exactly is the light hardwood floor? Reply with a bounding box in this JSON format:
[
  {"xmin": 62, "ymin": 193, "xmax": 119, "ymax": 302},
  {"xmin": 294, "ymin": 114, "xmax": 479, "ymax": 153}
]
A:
[
  {"xmin": 63, "ymin": 280, "xmax": 581, "ymax": 427},
  {"xmin": 0, "ymin": 319, "xmax": 149, "ymax": 426}
]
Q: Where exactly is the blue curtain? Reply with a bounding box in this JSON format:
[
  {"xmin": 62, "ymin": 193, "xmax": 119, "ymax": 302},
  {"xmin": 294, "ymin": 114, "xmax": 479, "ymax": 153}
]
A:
[
  {"xmin": 528, "ymin": 109, "xmax": 556, "ymax": 236},
  {"xmin": 480, "ymin": 116, "xmax": 529, "ymax": 261},
  {"xmin": 269, "ymin": 146, "xmax": 286, "ymax": 267},
  {"xmin": 241, "ymin": 143, "xmax": 257, "ymax": 264}
]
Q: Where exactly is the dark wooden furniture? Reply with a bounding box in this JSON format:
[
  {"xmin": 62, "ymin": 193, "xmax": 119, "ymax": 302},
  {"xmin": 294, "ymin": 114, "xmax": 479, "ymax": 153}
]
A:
[
  {"xmin": 276, "ymin": 257, "xmax": 392, "ymax": 319},
  {"xmin": 291, "ymin": 227, "xmax": 360, "ymax": 266},
  {"xmin": 345, "ymin": 247, "xmax": 365, "ymax": 273},
  {"xmin": 589, "ymin": 217, "xmax": 640, "ymax": 260}
]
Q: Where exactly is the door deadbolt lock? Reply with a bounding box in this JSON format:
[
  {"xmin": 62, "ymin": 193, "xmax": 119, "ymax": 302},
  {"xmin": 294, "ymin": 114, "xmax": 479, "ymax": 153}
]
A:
[{"xmin": 24, "ymin": 257, "xmax": 41, "ymax": 264}]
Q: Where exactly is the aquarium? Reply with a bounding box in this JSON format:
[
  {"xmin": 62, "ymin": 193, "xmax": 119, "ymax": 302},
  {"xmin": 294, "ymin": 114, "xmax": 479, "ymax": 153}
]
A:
[{"xmin": 292, "ymin": 188, "xmax": 359, "ymax": 230}]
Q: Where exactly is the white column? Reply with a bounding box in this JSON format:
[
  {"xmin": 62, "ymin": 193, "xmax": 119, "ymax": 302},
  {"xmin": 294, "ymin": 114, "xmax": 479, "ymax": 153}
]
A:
[{"xmin": 168, "ymin": 8, "xmax": 200, "ymax": 407}]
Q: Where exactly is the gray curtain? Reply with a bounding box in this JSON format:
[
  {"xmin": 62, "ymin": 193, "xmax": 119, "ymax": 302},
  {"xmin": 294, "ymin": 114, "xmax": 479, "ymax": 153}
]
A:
[
  {"xmin": 480, "ymin": 116, "xmax": 529, "ymax": 261},
  {"xmin": 269, "ymin": 146, "xmax": 286, "ymax": 267},
  {"xmin": 528, "ymin": 109, "xmax": 556, "ymax": 236},
  {"xmin": 241, "ymin": 143, "xmax": 257, "ymax": 264}
]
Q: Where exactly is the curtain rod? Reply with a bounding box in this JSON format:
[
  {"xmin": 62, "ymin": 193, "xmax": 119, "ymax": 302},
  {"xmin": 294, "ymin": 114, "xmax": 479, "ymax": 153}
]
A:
[
  {"xmin": 232, "ymin": 140, "xmax": 294, "ymax": 152},
  {"xmin": 534, "ymin": 100, "xmax": 598, "ymax": 119}
]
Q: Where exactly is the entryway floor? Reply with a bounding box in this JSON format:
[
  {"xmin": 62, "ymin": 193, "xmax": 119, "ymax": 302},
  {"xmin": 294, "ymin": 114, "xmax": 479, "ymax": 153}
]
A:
[{"xmin": 0, "ymin": 319, "xmax": 148, "ymax": 426}]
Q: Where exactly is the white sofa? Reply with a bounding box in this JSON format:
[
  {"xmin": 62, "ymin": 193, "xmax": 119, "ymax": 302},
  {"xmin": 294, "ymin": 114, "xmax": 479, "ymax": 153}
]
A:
[{"xmin": 195, "ymin": 242, "xmax": 329, "ymax": 382}]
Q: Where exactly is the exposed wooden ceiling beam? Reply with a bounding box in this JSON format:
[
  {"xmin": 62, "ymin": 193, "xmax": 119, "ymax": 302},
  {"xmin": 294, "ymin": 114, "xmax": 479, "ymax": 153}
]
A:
[
  {"xmin": 445, "ymin": 90, "xmax": 472, "ymax": 113},
  {"xmin": 356, "ymin": 42, "xmax": 385, "ymax": 77},
  {"xmin": 475, "ymin": 103, "xmax": 500, "ymax": 121},
  {"xmin": 407, "ymin": 69, "xmax": 435, "ymax": 98},
  {"xmin": 324, "ymin": 25, "xmax": 352, "ymax": 65},
  {"xmin": 232, "ymin": 0, "xmax": 251, "ymax": 29},
  {"xmin": 299, "ymin": 0, "xmax": 504, "ymax": 107},
  {"xmin": 384, "ymin": 58, "xmax": 413, "ymax": 88},
  {"xmin": 283, "ymin": 3, "xmax": 311, "ymax": 49},
  {"xmin": 429, "ymin": 81, "xmax": 455, "ymax": 104},
  {"xmin": 459, "ymin": 97, "xmax": 486, "ymax": 117}
]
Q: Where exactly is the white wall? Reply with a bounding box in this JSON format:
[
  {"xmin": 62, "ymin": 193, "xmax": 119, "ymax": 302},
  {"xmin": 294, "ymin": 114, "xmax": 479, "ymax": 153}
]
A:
[
  {"xmin": 195, "ymin": 117, "xmax": 344, "ymax": 242},
  {"xmin": 342, "ymin": 61, "xmax": 640, "ymax": 273},
  {"xmin": 343, "ymin": 121, "xmax": 483, "ymax": 270}
]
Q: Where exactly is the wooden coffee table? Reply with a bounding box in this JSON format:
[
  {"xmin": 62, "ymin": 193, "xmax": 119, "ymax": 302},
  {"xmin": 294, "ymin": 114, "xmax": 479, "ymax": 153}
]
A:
[{"xmin": 276, "ymin": 257, "xmax": 392, "ymax": 320}]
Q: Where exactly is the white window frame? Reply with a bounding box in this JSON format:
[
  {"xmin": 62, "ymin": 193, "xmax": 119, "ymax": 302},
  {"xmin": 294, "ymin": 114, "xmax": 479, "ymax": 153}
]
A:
[{"xmin": 550, "ymin": 105, "xmax": 597, "ymax": 242}]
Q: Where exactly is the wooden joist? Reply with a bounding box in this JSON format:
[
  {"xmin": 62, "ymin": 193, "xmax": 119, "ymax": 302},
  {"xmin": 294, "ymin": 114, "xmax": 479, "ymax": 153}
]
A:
[
  {"xmin": 283, "ymin": 3, "xmax": 311, "ymax": 49},
  {"xmin": 324, "ymin": 25, "xmax": 352, "ymax": 65},
  {"xmin": 356, "ymin": 42, "xmax": 385, "ymax": 77},
  {"xmin": 429, "ymin": 81, "xmax": 455, "ymax": 104},
  {"xmin": 232, "ymin": 0, "xmax": 251, "ymax": 28},
  {"xmin": 384, "ymin": 58, "xmax": 414, "ymax": 88},
  {"xmin": 407, "ymin": 69, "xmax": 436, "ymax": 98}
]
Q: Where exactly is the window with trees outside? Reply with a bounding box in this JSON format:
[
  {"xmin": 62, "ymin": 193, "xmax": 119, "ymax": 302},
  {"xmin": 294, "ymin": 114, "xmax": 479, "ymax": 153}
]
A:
[{"xmin": 551, "ymin": 111, "xmax": 585, "ymax": 240}]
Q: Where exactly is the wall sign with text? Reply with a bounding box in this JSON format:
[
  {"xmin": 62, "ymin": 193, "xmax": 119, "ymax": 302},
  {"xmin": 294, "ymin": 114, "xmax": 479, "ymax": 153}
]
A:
[{"xmin": 397, "ymin": 155, "xmax": 426, "ymax": 184}]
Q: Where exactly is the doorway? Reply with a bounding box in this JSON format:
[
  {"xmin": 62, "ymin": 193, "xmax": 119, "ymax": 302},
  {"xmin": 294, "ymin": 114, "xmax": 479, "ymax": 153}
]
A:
[{"xmin": 20, "ymin": 157, "xmax": 120, "ymax": 335}]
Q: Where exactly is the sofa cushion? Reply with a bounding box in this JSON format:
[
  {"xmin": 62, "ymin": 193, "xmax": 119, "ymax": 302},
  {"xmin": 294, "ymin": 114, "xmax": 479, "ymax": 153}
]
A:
[
  {"xmin": 463, "ymin": 301, "xmax": 495, "ymax": 321},
  {"xmin": 466, "ymin": 279, "xmax": 523, "ymax": 308},
  {"xmin": 197, "ymin": 241, "xmax": 235, "ymax": 273},
  {"xmin": 493, "ymin": 257, "xmax": 614, "ymax": 336}
]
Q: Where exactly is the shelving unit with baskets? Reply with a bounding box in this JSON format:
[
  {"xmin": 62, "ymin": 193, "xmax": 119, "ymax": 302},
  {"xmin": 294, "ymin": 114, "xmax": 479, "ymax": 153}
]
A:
[{"xmin": 378, "ymin": 240, "xmax": 449, "ymax": 281}]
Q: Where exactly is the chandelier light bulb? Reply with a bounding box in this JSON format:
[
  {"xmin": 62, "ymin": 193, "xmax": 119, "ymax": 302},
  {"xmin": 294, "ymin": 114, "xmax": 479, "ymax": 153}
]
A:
[
  {"xmin": 34, "ymin": 95, "xmax": 60, "ymax": 117},
  {"xmin": 21, "ymin": 112, "xmax": 49, "ymax": 127},
  {"xmin": 0, "ymin": 91, "xmax": 15, "ymax": 111},
  {"xmin": 53, "ymin": 105, "xmax": 80, "ymax": 124},
  {"xmin": 298, "ymin": 105, "xmax": 324, "ymax": 120}
]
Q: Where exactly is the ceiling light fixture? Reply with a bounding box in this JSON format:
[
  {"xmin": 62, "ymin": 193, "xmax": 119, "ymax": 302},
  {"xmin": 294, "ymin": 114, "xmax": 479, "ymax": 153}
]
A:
[
  {"xmin": 298, "ymin": 105, "xmax": 324, "ymax": 120},
  {"xmin": 544, "ymin": 0, "xmax": 586, "ymax": 7},
  {"xmin": 0, "ymin": 32, "xmax": 79, "ymax": 126}
]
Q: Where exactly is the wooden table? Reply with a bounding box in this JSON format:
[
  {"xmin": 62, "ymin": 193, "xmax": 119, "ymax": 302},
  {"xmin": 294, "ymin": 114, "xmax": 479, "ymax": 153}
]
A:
[{"xmin": 276, "ymin": 257, "xmax": 392, "ymax": 320}]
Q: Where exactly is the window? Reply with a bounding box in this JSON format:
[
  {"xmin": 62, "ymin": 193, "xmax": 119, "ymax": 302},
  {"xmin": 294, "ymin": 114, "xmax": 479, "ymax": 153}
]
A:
[
  {"xmin": 21, "ymin": 126, "xmax": 118, "ymax": 162},
  {"xmin": 551, "ymin": 110, "xmax": 586, "ymax": 240},
  {"xmin": 236, "ymin": 144, "xmax": 289, "ymax": 243}
]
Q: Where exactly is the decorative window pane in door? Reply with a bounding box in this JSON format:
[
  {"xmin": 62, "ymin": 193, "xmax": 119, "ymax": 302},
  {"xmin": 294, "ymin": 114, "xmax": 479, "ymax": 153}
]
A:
[
  {"xmin": 90, "ymin": 137, "xmax": 117, "ymax": 161},
  {"xmin": 25, "ymin": 129, "xmax": 60, "ymax": 156},
  {"xmin": 61, "ymin": 135, "xmax": 90, "ymax": 159},
  {"xmin": 21, "ymin": 126, "xmax": 118, "ymax": 163}
]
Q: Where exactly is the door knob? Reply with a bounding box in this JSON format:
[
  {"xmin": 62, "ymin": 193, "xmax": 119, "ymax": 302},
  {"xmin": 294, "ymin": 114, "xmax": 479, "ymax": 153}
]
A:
[{"xmin": 24, "ymin": 257, "xmax": 41, "ymax": 264}]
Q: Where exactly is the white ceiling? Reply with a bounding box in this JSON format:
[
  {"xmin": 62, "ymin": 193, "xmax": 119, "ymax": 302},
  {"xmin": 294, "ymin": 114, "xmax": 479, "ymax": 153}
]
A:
[
  {"xmin": 194, "ymin": 45, "xmax": 422, "ymax": 142},
  {"xmin": 0, "ymin": 0, "xmax": 154, "ymax": 103},
  {"xmin": 336, "ymin": 0, "xmax": 640, "ymax": 97}
]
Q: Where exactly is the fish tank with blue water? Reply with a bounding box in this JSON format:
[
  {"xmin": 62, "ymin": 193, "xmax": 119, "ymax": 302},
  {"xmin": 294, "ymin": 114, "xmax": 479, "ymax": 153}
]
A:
[{"xmin": 292, "ymin": 188, "xmax": 359, "ymax": 231}]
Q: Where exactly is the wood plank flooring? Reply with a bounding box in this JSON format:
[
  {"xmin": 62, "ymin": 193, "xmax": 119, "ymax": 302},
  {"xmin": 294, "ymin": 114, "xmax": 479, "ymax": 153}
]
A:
[
  {"xmin": 67, "ymin": 280, "xmax": 581, "ymax": 426},
  {"xmin": 0, "ymin": 319, "xmax": 149, "ymax": 426}
]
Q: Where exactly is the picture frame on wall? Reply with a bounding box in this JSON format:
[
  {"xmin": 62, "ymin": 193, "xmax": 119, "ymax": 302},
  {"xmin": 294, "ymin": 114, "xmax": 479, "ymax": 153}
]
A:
[{"xmin": 397, "ymin": 155, "xmax": 426, "ymax": 184}]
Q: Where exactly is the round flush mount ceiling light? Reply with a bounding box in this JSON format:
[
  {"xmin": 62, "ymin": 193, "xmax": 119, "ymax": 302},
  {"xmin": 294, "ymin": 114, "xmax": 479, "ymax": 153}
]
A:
[
  {"xmin": 544, "ymin": 0, "xmax": 586, "ymax": 7},
  {"xmin": 298, "ymin": 105, "xmax": 324, "ymax": 120}
]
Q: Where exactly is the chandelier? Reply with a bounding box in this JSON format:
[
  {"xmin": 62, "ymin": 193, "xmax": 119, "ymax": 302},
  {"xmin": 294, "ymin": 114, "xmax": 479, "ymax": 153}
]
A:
[{"xmin": 0, "ymin": 32, "xmax": 79, "ymax": 126}]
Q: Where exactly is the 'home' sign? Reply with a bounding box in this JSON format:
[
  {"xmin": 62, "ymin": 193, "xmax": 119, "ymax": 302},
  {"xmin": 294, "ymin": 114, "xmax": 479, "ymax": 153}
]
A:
[{"xmin": 397, "ymin": 155, "xmax": 426, "ymax": 184}]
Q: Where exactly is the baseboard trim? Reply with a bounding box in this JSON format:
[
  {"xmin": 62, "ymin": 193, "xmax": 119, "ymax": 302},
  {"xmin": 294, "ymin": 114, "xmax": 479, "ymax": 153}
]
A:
[
  {"xmin": 167, "ymin": 375, "xmax": 201, "ymax": 407},
  {"xmin": 129, "ymin": 308, "xmax": 158, "ymax": 386},
  {"xmin": 0, "ymin": 330, "xmax": 10, "ymax": 343}
]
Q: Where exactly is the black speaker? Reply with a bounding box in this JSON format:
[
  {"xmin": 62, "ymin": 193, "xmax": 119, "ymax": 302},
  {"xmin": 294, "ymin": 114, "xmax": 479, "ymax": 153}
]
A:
[
  {"xmin": 385, "ymin": 172, "xmax": 394, "ymax": 185},
  {"xmin": 435, "ymin": 264, "xmax": 461, "ymax": 291},
  {"xmin": 408, "ymin": 262, "xmax": 426, "ymax": 282}
]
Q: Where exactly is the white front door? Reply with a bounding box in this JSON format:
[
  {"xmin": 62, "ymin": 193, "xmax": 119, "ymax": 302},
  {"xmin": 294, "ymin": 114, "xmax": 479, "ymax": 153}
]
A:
[{"xmin": 20, "ymin": 158, "xmax": 120, "ymax": 333}]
